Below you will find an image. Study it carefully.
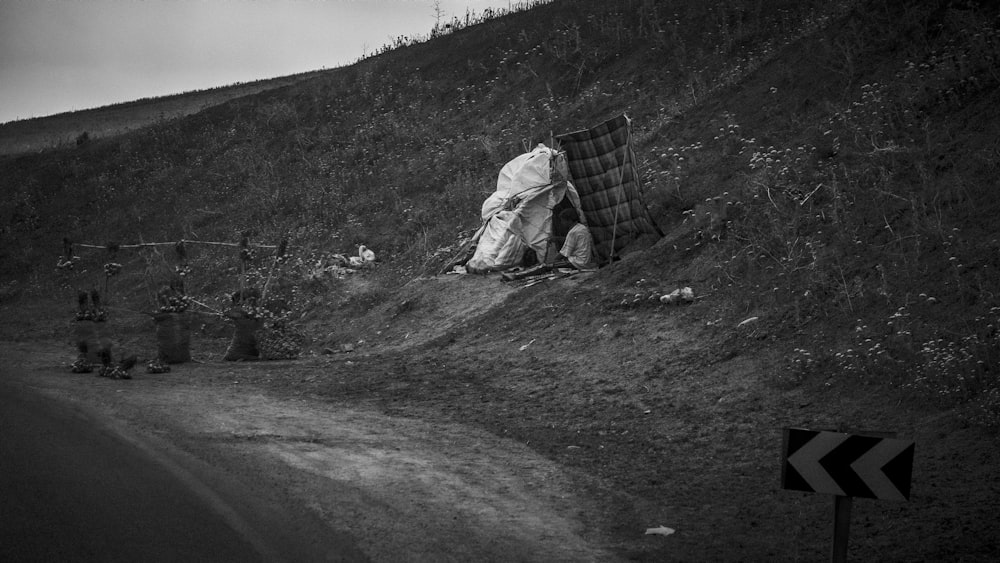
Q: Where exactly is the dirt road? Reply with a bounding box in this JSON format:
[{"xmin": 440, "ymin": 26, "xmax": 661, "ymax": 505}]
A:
[
  {"xmin": 1, "ymin": 341, "xmax": 620, "ymax": 562},
  {"xmin": 1, "ymin": 373, "xmax": 341, "ymax": 562}
]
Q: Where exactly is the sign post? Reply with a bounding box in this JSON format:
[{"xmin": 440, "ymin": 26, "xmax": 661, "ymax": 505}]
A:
[
  {"xmin": 831, "ymin": 495, "xmax": 852, "ymax": 562},
  {"xmin": 781, "ymin": 428, "xmax": 914, "ymax": 562}
]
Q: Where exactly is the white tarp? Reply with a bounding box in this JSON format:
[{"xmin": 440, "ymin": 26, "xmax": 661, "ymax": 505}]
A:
[
  {"xmin": 482, "ymin": 144, "xmax": 555, "ymax": 219},
  {"xmin": 474, "ymin": 144, "xmax": 582, "ymax": 266},
  {"xmin": 466, "ymin": 210, "xmax": 526, "ymax": 272}
]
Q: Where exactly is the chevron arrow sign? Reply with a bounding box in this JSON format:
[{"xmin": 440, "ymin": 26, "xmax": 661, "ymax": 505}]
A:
[{"xmin": 781, "ymin": 428, "xmax": 914, "ymax": 501}]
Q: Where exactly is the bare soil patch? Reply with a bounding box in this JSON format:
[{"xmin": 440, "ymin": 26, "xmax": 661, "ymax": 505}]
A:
[{"xmin": 3, "ymin": 341, "xmax": 621, "ymax": 562}]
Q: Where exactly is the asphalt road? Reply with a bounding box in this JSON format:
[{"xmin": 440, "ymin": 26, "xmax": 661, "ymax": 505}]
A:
[{"xmin": 0, "ymin": 377, "xmax": 366, "ymax": 562}]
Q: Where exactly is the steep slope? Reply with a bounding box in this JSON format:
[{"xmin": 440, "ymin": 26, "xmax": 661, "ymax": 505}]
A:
[
  {"xmin": 1, "ymin": 1, "xmax": 1000, "ymax": 558},
  {"xmin": 0, "ymin": 71, "xmax": 325, "ymax": 156},
  {"xmin": 4, "ymin": 0, "xmax": 994, "ymax": 415},
  {"xmin": 0, "ymin": 0, "xmax": 855, "ymax": 282}
]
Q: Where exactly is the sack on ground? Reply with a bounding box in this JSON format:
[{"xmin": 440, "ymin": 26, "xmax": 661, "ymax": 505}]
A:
[
  {"xmin": 224, "ymin": 316, "xmax": 262, "ymax": 361},
  {"xmin": 153, "ymin": 312, "xmax": 191, "ymax": 363}
]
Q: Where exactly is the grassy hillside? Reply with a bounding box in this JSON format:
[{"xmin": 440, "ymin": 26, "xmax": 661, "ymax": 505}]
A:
[
  {"xmin": 0, "ymin": 71, "xmax": 326, "ymax": 156},
  {"xmin": 4, "ymin": 0, "xmax": 1000, "ymax": 414},
  {"xmin": 1, "ymin": 0, "xmax": 863, "ymax": 281},
  {"xmin": 2, "ymin": 1, "xmax": 1000, "ymax": 557},
  {"xmin": 3, "ymin": 0, "xmax": 999, "ymax": 401}
]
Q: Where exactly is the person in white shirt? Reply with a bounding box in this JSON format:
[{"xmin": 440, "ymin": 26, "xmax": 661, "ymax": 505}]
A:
[{"xmin": 556, "ymin": 208, "xmax": 597, "ymax": 271}]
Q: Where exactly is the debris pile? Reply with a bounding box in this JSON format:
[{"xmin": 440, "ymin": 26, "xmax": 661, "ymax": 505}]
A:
[
  {"xmin": 660, "ymin": 287, "xmax": 695, "ymax": 305},
  {"xmin": 619, "ymin": 286, "xmax": 697, "ymax": 308}
]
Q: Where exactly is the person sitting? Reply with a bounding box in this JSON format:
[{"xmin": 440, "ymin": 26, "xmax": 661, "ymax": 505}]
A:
[{"xmin": 556, "ymin": 208, "xmax": 598, "ymax": 271}]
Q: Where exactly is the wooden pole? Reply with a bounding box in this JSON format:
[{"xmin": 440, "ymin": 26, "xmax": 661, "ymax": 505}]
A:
[{"xmin": 831, "ymin": 495, "xmax": 852, "ymax": 563}]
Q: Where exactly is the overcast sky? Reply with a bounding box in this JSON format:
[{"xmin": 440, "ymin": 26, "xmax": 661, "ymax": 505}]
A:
[{"xmin": 0, "ymin": 0, "xmax": 517, "ymax": 123}]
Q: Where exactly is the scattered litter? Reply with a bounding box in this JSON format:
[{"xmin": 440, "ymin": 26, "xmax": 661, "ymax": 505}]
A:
[
  {"xmin": 737, "ymin": 316, "xmax": 760, "ymax": 328},
  {"xmin": 348, "ymin": 244, "xmax": 377, "ymax": 267},
  {"xmin": 660, "ymin": 286, "xmax": 695, "ymax": 305},
  {"xmin": 359, "ymin": 245, "xmax": 375, "ymax": 262},
  {"xmin": 644, "ymin": 525, "xmax": 675, "ymax": 537},
  {"xmin": 322, "ymin": 342, "xmax": 356, "ymax": 354},
  {"xmin": 519, "ymin": 338, "xmax": 536, "ymax": 351}
]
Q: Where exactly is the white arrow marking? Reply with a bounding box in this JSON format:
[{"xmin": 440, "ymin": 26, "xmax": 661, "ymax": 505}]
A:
[
  {"xmin": 788, "ymin": 432, "xmax": 848, "ymax": 496},
  {"xmin": 850, "ymin": 438, "xmax": 911, "ymax": 501}
]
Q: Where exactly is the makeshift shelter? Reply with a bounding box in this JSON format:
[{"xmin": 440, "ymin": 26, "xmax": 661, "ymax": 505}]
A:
[
  {"xmin": 555, "ymin": 114, "xmax": 663, "ymax": 262},
  {"xmin": 465, "ymin": 143, "xmax": 582, "ymax": 272},
  {"xmin": 460, "ymin": 115, "xmax": 661, "ymax": 272}
]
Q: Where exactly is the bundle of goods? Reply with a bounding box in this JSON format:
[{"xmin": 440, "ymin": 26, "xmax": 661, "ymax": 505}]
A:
[
  {"xmin": 97, "ymin": 350, "xmax": 135, "ymax": 380},
  {"xmin": 223, "ymin": 312, "xmax": 263, "ymax": 361},
  {"xmin": 75, "ymin": 289, "xmax": 107, "ymax": 322},
  {"xmin": 152, "ymin": 311, "xmax": 191, "ymax": 363},
  {"xmin": 72, "ymin": 290, "xmax": 108, "ymax": 366},
  {"xmin": 152, "ymin": 281, "xmax": 192, "ymax": 363},
  {"xmin": 71, "ymin": 342, "xmax": 93, "ymax": 373}
]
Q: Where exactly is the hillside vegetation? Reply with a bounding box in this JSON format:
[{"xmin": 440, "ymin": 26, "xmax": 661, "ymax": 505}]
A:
[
  {"xmin": 3, "ymin": 0, "xmax": 999, "ymax": 419},
  {"xmin": 2, "ymin": 0, "xmax": 999, "ymax": 559},
  {"xmin": 0, "ymin": 71, "xmax": 326, "ymax": 155}
]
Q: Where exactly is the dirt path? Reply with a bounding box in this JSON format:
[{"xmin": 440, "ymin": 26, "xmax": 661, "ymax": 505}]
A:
[
  {"xmin": 7, "ymin": 269, "xmax": 1000, "ymax": 561},
  {"xmin": 2, "ymin": 341, "xmax": 621, "ymax": 562}
]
